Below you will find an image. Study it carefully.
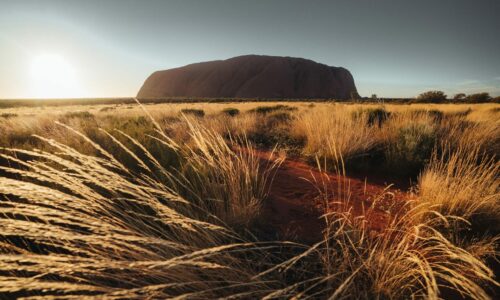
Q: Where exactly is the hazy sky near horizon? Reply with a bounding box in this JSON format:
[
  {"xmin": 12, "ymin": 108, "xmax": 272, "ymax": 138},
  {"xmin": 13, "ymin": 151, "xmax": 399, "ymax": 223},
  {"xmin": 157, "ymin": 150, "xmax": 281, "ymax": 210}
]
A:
[{"xmin": 0, "ymin": 0, "xmax": 499, "ymax": 98}]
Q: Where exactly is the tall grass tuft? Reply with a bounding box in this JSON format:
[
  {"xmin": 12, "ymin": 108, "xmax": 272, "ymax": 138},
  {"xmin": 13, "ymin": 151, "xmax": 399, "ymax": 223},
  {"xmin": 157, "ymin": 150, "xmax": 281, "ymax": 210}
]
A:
[
  {"xmin": 0, "ymin": 120, "xmax": 282, "ymax": 298},
  {"xmin": 296, "ymin": 106, "xmax": 380, "ymax": 161},
  {"xmin": 418, "ymin": 145, "xmax": 500, "ymax": 256},
  {"xmin": 154, "ymin": 116, "xmax": 281, "ymax": 227}
]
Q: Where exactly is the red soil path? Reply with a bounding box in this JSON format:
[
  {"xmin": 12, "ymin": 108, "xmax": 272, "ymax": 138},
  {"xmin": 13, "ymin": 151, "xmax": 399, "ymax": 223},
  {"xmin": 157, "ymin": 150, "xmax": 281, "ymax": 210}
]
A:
[{"xmin": 257, "ymin": 151, "xmax": 411, "ymax": 244}]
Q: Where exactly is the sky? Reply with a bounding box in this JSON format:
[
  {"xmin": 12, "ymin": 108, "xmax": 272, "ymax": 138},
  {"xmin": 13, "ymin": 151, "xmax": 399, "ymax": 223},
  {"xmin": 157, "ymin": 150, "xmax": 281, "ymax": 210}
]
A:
[{"xmin": 0, "ymin": 0, "xmax": 499, "ymax": 99}]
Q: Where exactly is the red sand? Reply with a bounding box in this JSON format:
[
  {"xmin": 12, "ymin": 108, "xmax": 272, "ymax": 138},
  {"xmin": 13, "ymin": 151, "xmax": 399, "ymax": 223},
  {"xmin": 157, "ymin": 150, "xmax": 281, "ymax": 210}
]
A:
[{"xmin": 257, "ymin": 151, "xmax": 411, "ymax": 244}]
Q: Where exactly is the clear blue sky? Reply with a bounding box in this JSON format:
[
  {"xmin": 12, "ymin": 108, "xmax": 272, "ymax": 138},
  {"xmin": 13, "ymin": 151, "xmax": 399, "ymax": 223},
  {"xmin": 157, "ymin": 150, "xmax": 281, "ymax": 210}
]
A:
[{"xmin": 1, "ymin": 0, "xmax": 499, "ymax": 98}]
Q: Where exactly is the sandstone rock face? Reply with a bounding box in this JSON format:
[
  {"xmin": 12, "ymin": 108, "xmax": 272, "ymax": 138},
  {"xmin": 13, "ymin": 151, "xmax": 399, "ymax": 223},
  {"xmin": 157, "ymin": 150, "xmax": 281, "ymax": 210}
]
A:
[{"xmin": 137, "ymin": 55, "xmax": 357, "ymax": 99}]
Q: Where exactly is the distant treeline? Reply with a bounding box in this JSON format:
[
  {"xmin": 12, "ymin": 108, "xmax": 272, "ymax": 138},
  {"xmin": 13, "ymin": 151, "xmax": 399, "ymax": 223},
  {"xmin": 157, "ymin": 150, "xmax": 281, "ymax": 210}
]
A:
[{"xmin": 0, "ymin": 93, "xmax": 498, "ymax": 108}]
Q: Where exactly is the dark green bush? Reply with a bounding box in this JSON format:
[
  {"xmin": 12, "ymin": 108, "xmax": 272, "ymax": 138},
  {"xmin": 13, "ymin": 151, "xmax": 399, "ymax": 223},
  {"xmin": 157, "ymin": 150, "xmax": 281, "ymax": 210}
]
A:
[
  {"xmin": 366, "ymin": 108, "xmax": 391, "ymax": 127},
  {"xmin": 352, "ymin": 107, "xmax": 391, "ymax": 127},
  {"xmin": 248, "ymin": 111, "xmax": 305, "ymax": 152},
  {"xmin": 453, "ymin": 93, "xmax": 466, "ymax": 101},
  {"xmin": 180, "ymin": 109, "xmax": 205, "ymax": 117},
  {"xmin": 249, "ymin": 105, "xmax": 297, "ymax": 114},
  {"xmin": 385, "ymin": 123, "xmax": 436, "ymax": 176},
  {"xmin": 222, "ymin": 108, "xmax": 240, "ymax": 116},
  {"xmin": 266, "ymin": 112, "xmax": 294, "ymax": 127},
  {"xmin": 415, "ymin": 91, "xmax": 447, "ymax": 103},
  {"xmin": 465, "ymin": 92, "xmax": 491, "ymax": 103}
]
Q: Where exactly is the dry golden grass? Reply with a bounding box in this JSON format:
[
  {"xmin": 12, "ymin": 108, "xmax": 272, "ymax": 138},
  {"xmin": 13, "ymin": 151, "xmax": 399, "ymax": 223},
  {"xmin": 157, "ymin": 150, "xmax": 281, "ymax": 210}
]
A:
[
  {"xmin": 0, "ymin": 119, "xmax": 286, "ymax": 298},
  {"xmin": 294, "ymin": 105, "xmax": 380, "ymax": 160},
  {"xmin": 0, "ymin": 100, "xmax": 499, "ymax": 298}
]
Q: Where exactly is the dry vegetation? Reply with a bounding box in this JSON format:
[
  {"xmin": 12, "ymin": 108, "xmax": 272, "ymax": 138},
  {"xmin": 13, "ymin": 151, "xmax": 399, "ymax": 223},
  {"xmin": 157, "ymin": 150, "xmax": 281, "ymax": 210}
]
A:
[{"xmin": 0, "ymin": 100, "xmax": 498, "ymax": 299}]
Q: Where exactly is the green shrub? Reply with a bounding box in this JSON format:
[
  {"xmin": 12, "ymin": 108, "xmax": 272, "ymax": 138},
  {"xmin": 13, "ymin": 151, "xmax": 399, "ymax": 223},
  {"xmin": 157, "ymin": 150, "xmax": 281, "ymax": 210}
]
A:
[
  {"xmin": 248, "ymin": 111, "xmax": 305, "ymax": 152},
  {"xmin": 453, "ymin": 93, "xmax": 466, "ymax": 101},
  {"xmin": 249, "ymin": 105, "xmax": 297, "ymax": 114},
  {"xmin": 366, "ymin": 108, "xmax": 390, "ymax": 127},
  {"xmin": 180, "ymin": 108, "xmax": 205, "ymax": 117},
  {"xmin": 222, "ymin": 107, "xmax": 240, "ymax": 116},
  {"xmin": 352, "ymin": 107, "xmax": 391, "ymax": 127},
  {"xmin": 385, "ymin": 123, "xmax": 436, "ymax": 175},
  {"xmin": 465, "ymin": 92, "xmax": 491, "ymax": 103},
  {"xmin": 415, "ymin": 91, "xmax": 447, "ymax": 103}
]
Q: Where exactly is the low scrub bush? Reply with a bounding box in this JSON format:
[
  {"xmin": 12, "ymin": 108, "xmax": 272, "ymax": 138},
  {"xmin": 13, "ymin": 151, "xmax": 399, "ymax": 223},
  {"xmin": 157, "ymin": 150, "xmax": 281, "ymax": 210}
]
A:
[
  {"xmin": 385, "ymin": 122, "xmax": 436, "ymax": 175},
  {"xmin": 248, "ymin": 111, "xmax": 305, "ymax": 152},
  {"xmin": 249, "ymin": 104, "xmax": 297, "ymax": 114},
  {"xmin": 353, "ymin": 107, "xmax": 391, "ymax": 127},
  {"xmin": 221, "ymin": 107, "xmax": 240, "ymax": 116},
  {"xmin": 180, "ymin": 108, "xmax": 205, "ymax": 117},
  {"xmin": 466, "ymin": 92, "xmax": 491, "ymax": 103},
  {"xmin": 366, "ymin": 107, "xmax": 391, "ymax": 127},
  {"xmin": 415, "ymin": 90, "xmax": 447, "ymax": 103}
]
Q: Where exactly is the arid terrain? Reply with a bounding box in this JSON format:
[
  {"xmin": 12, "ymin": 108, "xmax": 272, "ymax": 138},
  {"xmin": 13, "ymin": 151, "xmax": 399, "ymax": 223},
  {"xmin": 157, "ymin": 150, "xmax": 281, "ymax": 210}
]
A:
[{"xmin": 0, "ymin": 100, "xmax": 498, "ymax": 299}]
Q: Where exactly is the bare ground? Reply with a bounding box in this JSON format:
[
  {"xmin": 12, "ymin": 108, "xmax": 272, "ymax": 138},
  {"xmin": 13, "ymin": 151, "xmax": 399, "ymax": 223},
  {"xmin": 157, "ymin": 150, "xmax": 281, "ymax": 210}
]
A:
[{"xmin": 257, "ymin": 151, "xmax": 411, "ymax": 244}]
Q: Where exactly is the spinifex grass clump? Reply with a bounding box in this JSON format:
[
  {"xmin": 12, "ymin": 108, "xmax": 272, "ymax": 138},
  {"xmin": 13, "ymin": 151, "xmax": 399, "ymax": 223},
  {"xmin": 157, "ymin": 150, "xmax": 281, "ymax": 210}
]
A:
[
  {"xmin": 154, "ymin": 116, "xmax": 281, "ymax": 227},
  {"xmin": 437, "ymin": 116, "xmax": 500, "ymax": 157},
  {"xmin": 315, "ymin": 204, "xmax": 496, "ymax": 299},
  {"xmin": 297, "ymin": 106, "xmax": 380, "ymax": 162},
  {"xmin": 418, "ymin": 146, "xmax": 500, "ymax": 243}
]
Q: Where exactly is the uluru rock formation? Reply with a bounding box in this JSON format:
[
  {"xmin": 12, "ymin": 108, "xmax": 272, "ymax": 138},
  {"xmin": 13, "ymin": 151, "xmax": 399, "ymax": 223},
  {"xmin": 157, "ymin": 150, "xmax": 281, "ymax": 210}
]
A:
[{"xmin": 137, "ymin": 55, "xmax": 357, "ymax": 99}]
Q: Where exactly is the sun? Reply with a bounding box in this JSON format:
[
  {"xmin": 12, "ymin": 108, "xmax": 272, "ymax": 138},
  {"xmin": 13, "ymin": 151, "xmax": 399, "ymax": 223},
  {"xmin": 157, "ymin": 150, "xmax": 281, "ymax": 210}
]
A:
[{"xmin": 29, "ymin": 54, "xmax": 83, "ymax": 98}]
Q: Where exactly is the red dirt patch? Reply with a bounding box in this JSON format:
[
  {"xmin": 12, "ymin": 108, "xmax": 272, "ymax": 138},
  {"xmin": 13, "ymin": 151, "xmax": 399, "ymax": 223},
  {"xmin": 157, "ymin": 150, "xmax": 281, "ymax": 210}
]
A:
[{"xmin": 257, "ymin": 151, "xmax": 411, "ymax": 244}]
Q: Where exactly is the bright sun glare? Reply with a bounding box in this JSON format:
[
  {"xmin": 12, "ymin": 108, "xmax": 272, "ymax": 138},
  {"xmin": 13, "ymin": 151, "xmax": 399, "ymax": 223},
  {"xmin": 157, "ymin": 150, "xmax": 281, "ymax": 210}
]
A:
[{"xmin": 29, "ymin": 54, "xmax": 83, "ymax": 98}]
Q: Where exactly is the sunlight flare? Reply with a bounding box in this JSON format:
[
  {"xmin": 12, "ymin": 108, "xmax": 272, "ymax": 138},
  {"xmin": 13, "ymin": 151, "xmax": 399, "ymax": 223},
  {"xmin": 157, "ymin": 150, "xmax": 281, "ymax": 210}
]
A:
[{"xmin": 29, "ymin": 53, "xmax": 83, "ymax": 98}]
